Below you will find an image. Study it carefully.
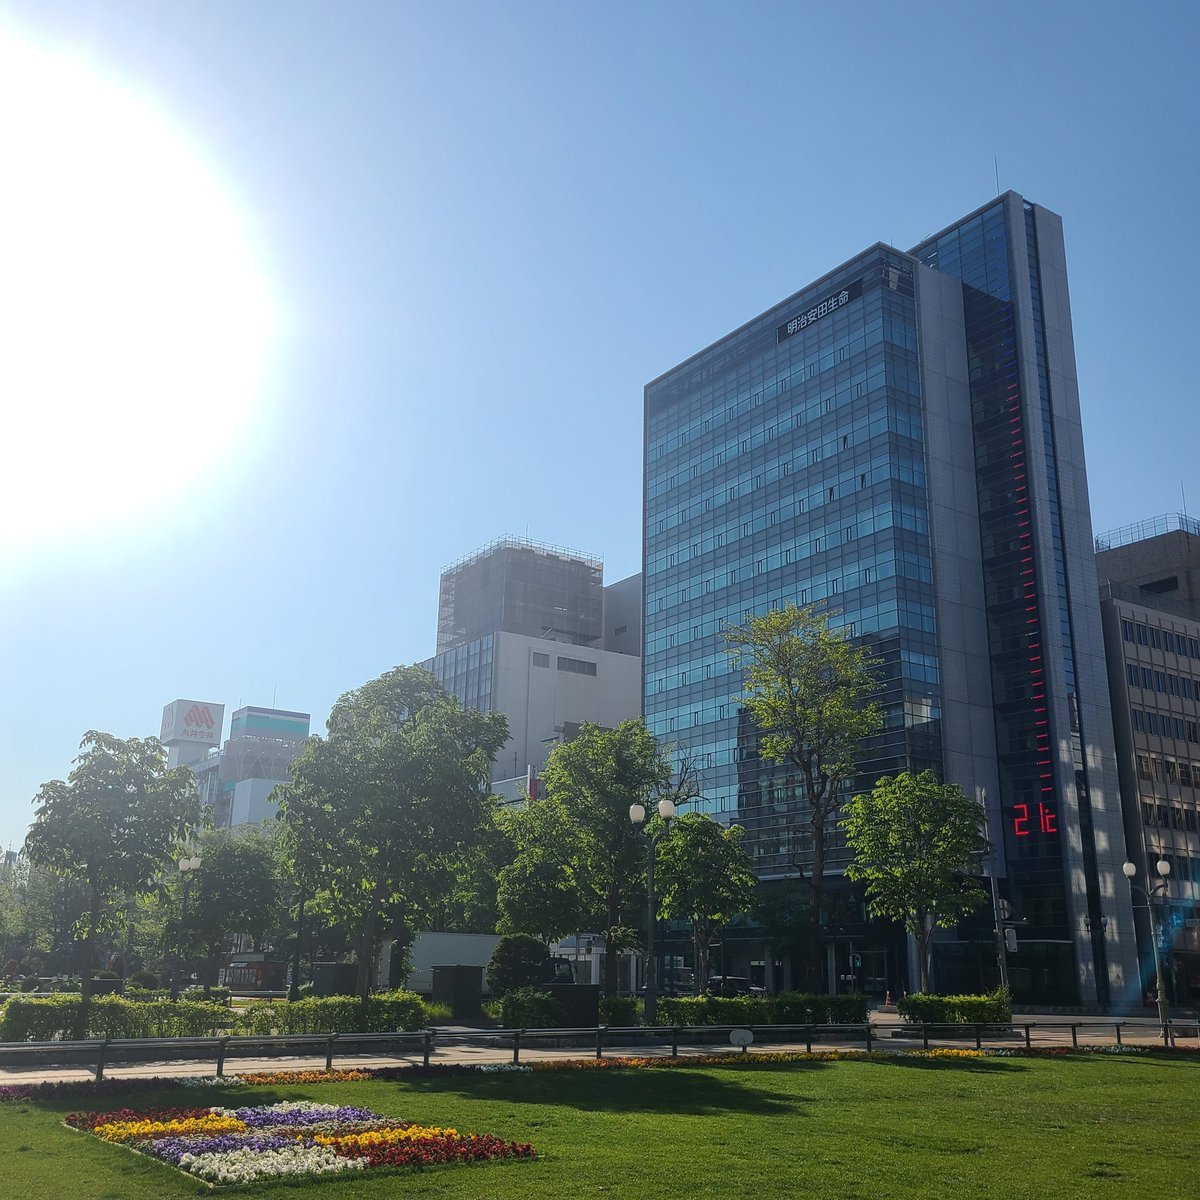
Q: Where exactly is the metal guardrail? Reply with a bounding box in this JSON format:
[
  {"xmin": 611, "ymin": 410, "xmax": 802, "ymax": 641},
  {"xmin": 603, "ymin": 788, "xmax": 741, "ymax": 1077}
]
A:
[{"xmin": 1, "ymin": 1020, "xmax": 1197, "ymax": 1081}]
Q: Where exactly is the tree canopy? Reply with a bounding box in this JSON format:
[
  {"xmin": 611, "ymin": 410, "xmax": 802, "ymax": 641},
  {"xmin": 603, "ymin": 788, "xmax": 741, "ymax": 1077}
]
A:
[
  {"xmin": 24, "ymin": 731, "xmax": 202, "ymax": 1013},
  {"xmin": 497, "ymin": 719, "xmax": 673, "ymax": 994},
  {"xmin": 277, "ymin": 665, "xmax": 508, "ymax": 997},
  {"xmin": 656, "ymin": 813, "xmax": 756, "ymax": 991},
  {"xmin": 841, "ymin": 770, "xmax": 988, "ymax": 992},
  {"xmin": 723, "ymin": 603, "xmax": 881, "ymax": 983},
  {"xmin": 169, "ymin": 824, "xmax": 284, "ymax": 976}
]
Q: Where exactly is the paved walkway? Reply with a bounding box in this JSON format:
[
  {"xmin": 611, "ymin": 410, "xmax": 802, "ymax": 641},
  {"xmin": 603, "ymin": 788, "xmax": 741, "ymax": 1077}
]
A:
[{"xmin": 2, "ymin": 1010, "xmax": 1195, "ymax": 1086}]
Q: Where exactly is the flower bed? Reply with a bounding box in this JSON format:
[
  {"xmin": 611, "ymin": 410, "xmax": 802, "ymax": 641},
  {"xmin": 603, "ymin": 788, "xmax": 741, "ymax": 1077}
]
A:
[{"xmin": 65, "ymin": 1100, "xmax": 535, "ymax": 1185}]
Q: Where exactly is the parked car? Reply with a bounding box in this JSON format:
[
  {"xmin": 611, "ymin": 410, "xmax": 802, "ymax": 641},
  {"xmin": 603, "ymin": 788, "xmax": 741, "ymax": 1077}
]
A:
[{"xmin": 706, "ymin": 975, "xmax": 766, "ymax": 997}]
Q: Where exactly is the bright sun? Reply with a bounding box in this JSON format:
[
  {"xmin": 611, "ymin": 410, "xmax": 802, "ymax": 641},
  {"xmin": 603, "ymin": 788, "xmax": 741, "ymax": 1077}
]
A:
[{"xmin": 0, "ymin": 30, "xmax": 277, "ymax": 551}]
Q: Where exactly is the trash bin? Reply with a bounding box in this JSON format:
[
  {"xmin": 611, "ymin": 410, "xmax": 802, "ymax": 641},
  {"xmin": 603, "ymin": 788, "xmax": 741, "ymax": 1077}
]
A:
[{"xmin": 312, "ymin": 962, "xmax": 358, "ymax": 997}]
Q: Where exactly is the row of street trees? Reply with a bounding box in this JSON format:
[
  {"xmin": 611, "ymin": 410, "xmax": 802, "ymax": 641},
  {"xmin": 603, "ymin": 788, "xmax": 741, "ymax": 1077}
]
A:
[
  {"xmin": 493, "ymin": 719, "xmax": 757, "ymax": 993},
  {"xmin": 12, "ymin": 602, "xmax": 992, "ymax": 1016}
]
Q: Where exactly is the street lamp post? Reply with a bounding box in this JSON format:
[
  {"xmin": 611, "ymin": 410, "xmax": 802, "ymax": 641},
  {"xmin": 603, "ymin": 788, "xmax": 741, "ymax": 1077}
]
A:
[
  {"xmin": 980, "ymin": 789, "xmax": 1010, "ymax": 993},
  {"xmin": 1122, "ymin": 856, "xmax": 1171, "ymax": 1028},
  {"xmin": 629, "ymin": 796, "xmax": 676, "ymax": 1026},
  {"xmin": 172, "ymin": 853, "xmax": 201, "ymax": 1001},
  {"xmin": 289, "ymin": 881, "xmax": 307, "ymax": 1003}
]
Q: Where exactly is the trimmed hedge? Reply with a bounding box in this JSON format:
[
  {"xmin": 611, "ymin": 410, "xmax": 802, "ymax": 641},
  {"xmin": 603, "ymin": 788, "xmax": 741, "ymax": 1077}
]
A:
[
  {"xmin": 0, "ymin": 995, "xmax": 234, "ymax": 1041},
  {"xmin": 657, "ymin": 992, "xmax": 869, "ymax": 1026},
  {"xmin": 237, "ymin": 990, "xmax": 429, "ymax": 1036},
  {"xmin": 599, "ymin": 995, "xmax": 641, "ymax": 1026},
  {"xmin": 896, "ymin": 988, "xmax": 1011, "ymax": 1024},
  {"xmin": 0, "ymin": 990, "xmax": 432, "ymax": 1041}
]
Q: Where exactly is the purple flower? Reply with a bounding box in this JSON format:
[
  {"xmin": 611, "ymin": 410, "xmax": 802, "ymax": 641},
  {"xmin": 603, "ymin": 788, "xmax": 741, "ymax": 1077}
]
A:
[
  {"xmin": 146, "ymin": 1133, "xmax": 299, "ymax": 1164},
  {"xmin": 235, "ymin": 1103, "xmax": 383, "ymax": 1128}
]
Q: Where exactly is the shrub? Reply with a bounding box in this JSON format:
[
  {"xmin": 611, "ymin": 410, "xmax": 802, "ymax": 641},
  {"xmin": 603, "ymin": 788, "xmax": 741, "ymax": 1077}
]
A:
[
  {"xmin": 499, "ymin": 986, "xmax": 566, "ymax": 1029},
  {"xmin": 897, "ymin": 987, "xmax": 1011, "ymax": 1024},
  {"xmin": 19, "ymin": 977, "xmax": 41, "ymax": 993},
  {"xmin": 486, "ymin": 935, "xmax": 552, "ymax": 998},
  {"xmin": 238, "ymin": 991, "xmax": 430, "ymax": 1036},
  {"xmin": 126, "ymin": 970, "xmax": 159, "ymax": 990},
  {"xmin": 657, "ymin": 992, "xmax": 868, "ymax": 1027},
  {"xmin": 599, "ymin": 995, "xmax": 640, "ymax": 1026},
  {"xmin": 0, "ymin": 995, "xmax": 234, "ymax": 1041},
  {"xmin": 825, "ymin": 994, "xmax": 870, "ymax": 1023},
  {"xmin": 123, "ymin": 987, "xmax": 171, "ymax": 1003},
  {"xmin": 181, "ymin": 984, "xmax": 232, "ymax": 1007}
]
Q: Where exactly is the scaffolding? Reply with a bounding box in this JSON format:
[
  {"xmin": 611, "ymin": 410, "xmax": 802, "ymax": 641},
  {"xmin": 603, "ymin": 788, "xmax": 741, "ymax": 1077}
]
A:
[{"xmin": 437, "ymin": 536, "xmax": 604, "ymax": 652}]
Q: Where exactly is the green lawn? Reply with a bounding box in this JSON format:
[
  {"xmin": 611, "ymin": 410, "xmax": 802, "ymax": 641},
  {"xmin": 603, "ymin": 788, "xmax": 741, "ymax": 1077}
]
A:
[{"xmin": 4, "ymin": 1056, "xmax": 1197, "ymax": 1199}]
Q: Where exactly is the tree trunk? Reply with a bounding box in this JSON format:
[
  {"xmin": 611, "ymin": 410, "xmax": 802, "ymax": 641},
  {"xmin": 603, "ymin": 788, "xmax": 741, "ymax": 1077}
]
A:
[
  {"xmin": 916, "ymin": 915, "xmax": 930, "ymax": 993},
  {"xmin": 355, "ymin": 905, "xmax": 380, "ymax": 1000},
  {"xmin": 603, "ymin": 885, "xmax": 620, "ymax": 997},
  {"xmin": 805, "ymin": 811, "xmax": 827, "ymax": 992},
  {"xmin": 77, "ymin": 882, "xmax": 101, "ymax": 1039},
  {"xmin": 694, "ymin": 923, "xmax": 708, "ymax": 991}
]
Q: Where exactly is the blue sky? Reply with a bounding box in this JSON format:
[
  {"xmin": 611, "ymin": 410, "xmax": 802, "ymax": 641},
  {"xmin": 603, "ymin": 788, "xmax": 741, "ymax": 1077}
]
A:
[{"xmin": 1, "ymin": 1, "xmax": 1197, "ymax": 846}]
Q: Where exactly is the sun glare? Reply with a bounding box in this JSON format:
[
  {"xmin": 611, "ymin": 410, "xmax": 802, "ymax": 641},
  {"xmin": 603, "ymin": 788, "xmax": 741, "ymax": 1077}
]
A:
[{"xmin": 0, "ymin": 30, "xmax": 277, "ymax": 551}]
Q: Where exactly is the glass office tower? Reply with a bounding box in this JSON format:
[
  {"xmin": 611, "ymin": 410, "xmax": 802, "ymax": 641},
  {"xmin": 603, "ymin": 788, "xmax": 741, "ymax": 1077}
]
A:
[{"xmin": 643, "ymin": 193, "xmax": 1136, "ymax": 1007}]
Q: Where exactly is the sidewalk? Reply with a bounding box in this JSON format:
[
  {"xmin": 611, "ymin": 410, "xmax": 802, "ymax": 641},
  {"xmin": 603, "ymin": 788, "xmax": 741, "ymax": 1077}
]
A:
[{"xmin": 1, "ymin": 1010, "xmax": 1194, "ymax": 1087}]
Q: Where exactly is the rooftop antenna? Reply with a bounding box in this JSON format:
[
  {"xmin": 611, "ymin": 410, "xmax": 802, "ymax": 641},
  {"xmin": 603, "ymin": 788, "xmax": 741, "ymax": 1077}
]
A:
[
  {"xmin": 994, "ymin": 156, "xmax": 1000, "ymax": 197},
  {"xmin": 1183, "ymin": 481, "xmax": 1189, "ymax": 521},
  {"xmin": 272, "ymin": 681, "xmax": 277, "ymax": 708}
]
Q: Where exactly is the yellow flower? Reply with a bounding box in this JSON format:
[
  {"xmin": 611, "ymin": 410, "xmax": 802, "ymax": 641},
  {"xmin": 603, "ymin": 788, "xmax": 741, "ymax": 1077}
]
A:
[
  {"xmin": 314, "ymin": 1125, "xmax": 459, "ymax": 1150},
  {"xmin": 93, "ymin": 1114, "xmax": 246, "ymax": 1143}
]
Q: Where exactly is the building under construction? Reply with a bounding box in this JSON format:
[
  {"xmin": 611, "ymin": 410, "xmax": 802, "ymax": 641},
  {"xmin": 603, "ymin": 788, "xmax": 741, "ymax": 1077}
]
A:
[{"xmin": 436, "ymin": 537, "xmax": 604, "ymax": 652}]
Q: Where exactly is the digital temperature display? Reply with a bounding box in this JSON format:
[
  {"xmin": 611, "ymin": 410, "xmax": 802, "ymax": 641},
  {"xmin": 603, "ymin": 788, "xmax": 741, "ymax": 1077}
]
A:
[{"xmin": 1012, "ymin": 802, "xmax": 1057, "ymax": 837}]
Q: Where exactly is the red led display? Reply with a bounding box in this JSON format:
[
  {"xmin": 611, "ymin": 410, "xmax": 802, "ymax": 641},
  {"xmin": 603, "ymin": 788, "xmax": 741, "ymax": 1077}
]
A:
[{"xmin": 1012, "ymin": 801, "xmax": 1058, "ymax": 839}]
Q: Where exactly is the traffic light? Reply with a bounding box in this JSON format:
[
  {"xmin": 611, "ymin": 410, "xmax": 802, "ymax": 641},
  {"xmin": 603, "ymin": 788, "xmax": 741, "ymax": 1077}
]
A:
[{"xmin": 1004, "ymin": 927, "xmax": 1019, "ymax": 954}]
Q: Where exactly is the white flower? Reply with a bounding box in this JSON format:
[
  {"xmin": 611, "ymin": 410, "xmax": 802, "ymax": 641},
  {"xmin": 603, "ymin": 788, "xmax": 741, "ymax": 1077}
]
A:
[{"xmin": 178, "ymin": 1145, "xmax": 366, "ymax": 1183}]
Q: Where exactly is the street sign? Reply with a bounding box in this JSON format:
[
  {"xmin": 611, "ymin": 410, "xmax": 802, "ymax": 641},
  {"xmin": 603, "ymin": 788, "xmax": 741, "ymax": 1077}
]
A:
[{"xmin": 729, "ymin": 1028, "xmax": 754, "ymax": 1049}]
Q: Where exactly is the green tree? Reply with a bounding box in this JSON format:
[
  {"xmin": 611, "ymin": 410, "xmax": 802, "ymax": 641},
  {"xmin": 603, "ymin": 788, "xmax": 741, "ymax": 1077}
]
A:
[
  {"xmin": 167, "ymin": 825, "xmax": 284, "ymax": 982},
  {"xmin": 425, "ymin": 811, "xmax": 515, "ymax": 934},
  {"xmin": 277, "ymin": 666, "xmax": 508, "ymax": 998},
  {"xmin": 723, "ymin": 603, "xmax": 881, "ymax": 983},
  {"xmin": 656, "ymin": 813, "xmax": 756, "ymax": 991},
  {"xmin": 23, "ymin": 731, "xmax": 202, "ymax": 1025},
  {"xmin": 841, "ymin": 770, "xmax": 988, "ymax": 992},
  {"xmin": 486, "ymin": 933, "xmax": 553, "ymax": 997},
  {"xmin": 496, "ymin": 799, "xmax": 587, "ymax": 943},
  {"xmin": 498, "ymin": 720, "xmax": 673, "ymax": 995}
]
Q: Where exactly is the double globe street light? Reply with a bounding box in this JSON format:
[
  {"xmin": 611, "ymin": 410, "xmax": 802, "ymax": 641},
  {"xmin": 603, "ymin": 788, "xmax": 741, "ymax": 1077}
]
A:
[
  {"xmin": 1122, "ymin": 856, "xmax": 1171, "ymax": 1027},
  {"xmin": 629, "ymin": 796, "xmax": 676, "ymax": 1025}
]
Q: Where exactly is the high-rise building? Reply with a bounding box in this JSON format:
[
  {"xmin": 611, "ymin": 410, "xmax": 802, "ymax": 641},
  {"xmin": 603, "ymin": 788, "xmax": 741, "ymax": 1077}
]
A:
[
  {"xmin": 643, "ymin": 191, "xmax": 1136, "ymax": 1007},
  {"xmin": 160, "ymin": 699, "xmax": 225, "ymax": 769},
  {"xmin": 1097, "ymin": 514, "xmax": 1200, "ymax": 1006},
  {"xmin": 175, "ymin": 703, "xmax": 310, "ymax": 827},
  {"xmin": 424, "ymin": 537, "xmax": 642, "ymax": 801}
]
